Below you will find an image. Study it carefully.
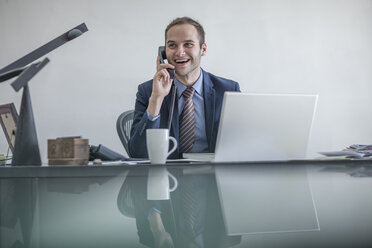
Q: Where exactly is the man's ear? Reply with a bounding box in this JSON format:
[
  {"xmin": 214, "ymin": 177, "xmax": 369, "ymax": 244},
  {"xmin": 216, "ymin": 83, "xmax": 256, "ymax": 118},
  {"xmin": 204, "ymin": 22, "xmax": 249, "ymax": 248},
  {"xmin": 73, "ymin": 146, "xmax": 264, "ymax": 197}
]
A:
[{"xmin": 201, "ymin": 43, "xmax": 207, "ymax": 56}]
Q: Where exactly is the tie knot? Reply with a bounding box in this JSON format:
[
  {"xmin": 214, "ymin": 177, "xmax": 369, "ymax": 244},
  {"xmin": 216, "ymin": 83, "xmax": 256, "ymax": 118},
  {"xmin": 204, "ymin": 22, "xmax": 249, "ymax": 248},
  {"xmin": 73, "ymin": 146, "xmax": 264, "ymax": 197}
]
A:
[{"xmin": 183, "ymin": 87, "xmax": 195, "ymax": 99}]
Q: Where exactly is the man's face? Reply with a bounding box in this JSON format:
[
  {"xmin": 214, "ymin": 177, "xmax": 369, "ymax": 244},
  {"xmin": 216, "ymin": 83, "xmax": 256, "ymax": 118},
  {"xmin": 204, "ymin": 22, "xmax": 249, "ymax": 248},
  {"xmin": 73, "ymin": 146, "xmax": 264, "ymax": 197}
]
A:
[{"xmin": 165, "ymin": 24, "xmax": 206, "ymax": 81}]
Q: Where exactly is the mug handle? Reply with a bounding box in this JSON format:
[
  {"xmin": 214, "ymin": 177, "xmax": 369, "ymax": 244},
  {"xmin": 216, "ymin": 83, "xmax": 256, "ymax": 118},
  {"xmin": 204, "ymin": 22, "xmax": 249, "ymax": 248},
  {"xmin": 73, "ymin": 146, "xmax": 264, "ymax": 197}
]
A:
[
  {"xmin": 167, "ymin": 136, "xmax": 178, "ymax": 158},
  {"xmin": 168, "ymin": 172, "xmax": 178, "ymax": 192}
]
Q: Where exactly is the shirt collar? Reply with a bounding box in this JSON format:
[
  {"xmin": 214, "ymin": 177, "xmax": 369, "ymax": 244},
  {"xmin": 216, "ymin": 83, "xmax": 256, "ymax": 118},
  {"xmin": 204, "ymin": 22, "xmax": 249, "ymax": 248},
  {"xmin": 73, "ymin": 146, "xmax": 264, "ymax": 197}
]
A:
[{"xmin": 174, "ymin": 71, "xmax": 203, "ymax": 99}]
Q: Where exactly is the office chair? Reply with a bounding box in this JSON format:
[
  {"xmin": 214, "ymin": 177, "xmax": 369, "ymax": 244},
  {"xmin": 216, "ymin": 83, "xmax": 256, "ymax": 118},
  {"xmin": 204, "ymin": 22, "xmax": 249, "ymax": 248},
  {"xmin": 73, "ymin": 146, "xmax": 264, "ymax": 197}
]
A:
[
  {"xmin": 116, "ymin": 110, "xmax": 135, "ymax": 218},
  {"xmin": 116, "ymin": 110, "xmax": 134, "ymax": 157}
]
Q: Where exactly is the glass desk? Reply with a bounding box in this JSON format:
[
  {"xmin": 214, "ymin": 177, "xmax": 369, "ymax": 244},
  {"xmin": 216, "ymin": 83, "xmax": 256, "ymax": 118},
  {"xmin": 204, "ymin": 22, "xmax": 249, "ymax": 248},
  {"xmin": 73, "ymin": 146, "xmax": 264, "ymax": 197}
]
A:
[{"xmin": 1, "ymin": 160, "xmax": 372, "ymax": 248}]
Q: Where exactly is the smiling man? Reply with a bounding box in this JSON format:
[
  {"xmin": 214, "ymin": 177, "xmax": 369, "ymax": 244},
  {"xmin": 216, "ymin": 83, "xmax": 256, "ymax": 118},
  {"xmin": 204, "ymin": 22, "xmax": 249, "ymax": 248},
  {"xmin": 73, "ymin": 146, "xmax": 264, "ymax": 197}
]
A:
[{"xmin": 129, "ymin": 17, "xmax": 240, "ymax": 159}]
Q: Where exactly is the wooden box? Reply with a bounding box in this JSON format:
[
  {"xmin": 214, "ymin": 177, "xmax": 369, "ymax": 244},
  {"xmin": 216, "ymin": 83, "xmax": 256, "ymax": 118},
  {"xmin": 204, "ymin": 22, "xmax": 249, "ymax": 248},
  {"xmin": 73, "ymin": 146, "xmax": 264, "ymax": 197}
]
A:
[{"xmin": 48, "ymin": 137, "xmax": 89, "ymax": 165}]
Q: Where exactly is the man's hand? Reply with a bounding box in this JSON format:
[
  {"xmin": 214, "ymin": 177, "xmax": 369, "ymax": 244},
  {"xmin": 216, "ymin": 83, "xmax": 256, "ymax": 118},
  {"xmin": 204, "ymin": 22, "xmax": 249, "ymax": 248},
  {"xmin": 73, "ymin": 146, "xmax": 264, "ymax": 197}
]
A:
[
  {"xmin": 154, "ymin": 231, "xmax": 174, "ymax": 248},
  {"xmin": 148, "ymin": 211, "xmax": 175, "ymax": 248},
  {"xmin": 147, "ymin": 56, "xmax": 175, "ymax": 116}
]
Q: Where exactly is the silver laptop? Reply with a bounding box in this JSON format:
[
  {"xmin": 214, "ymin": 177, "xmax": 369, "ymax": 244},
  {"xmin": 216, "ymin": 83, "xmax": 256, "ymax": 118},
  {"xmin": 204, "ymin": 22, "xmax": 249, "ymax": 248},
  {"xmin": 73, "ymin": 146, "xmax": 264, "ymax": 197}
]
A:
[
  {"xmin": 184, "ymin": 92, "xmax": 318, "ymax": 162},
  {"xmin": 213, "ymin": 92, "xmax": 318, "ymax": 162}
]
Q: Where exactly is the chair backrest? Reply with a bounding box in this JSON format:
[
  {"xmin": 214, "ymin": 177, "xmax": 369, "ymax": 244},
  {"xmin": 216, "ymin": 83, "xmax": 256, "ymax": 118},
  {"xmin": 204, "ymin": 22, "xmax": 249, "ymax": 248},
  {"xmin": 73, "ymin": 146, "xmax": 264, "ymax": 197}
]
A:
[{"xmin": 116, "ymin": 110, "xmax": 134, "ymax": 157}]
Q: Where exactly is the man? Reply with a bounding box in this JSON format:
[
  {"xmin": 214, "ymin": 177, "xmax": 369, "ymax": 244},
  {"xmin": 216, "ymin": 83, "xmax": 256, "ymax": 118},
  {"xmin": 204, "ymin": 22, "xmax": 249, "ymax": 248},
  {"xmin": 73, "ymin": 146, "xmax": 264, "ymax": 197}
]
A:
[
  {"xmin": 129, "ymin": 17, "xmax": 240, "ymax": 159},
  {"xmin": 128, "ymin": 17, "xmax": 241, "ymax": 248}
]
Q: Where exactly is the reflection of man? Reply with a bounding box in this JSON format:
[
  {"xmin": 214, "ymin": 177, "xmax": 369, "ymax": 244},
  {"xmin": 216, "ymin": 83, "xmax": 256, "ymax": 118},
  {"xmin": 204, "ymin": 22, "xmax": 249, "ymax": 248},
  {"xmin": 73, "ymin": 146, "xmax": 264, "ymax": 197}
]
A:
[
  {"xmin": 117, "ymin": 168, "xmax": 241, "ymax": 248},
  {"xmin": 129, "ymin": 17, "xmax": 240, "ymax": 158}
]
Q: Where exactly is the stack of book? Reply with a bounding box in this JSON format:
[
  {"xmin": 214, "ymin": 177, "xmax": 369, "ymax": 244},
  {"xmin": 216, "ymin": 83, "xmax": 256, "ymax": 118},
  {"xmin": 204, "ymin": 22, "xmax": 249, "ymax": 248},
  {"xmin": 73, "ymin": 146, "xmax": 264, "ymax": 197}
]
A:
[{"xmin": 345, "ymin": 144, "xmax": 372, "ymax": 157}]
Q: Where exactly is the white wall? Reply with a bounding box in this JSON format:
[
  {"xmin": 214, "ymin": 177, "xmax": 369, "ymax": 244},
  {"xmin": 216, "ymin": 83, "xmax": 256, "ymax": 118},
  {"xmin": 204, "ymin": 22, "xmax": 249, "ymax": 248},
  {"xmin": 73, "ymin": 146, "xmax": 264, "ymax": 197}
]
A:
[{"xmin": 1, "ymin": 0, "xmax": 372, "ymax": 161}]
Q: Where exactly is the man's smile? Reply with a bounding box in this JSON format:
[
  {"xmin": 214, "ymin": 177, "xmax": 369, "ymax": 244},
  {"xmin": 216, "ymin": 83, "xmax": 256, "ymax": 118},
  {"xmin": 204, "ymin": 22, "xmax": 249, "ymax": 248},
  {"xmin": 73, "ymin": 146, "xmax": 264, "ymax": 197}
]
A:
[{"xmin": 174, "ymin": 58, "xmax": 190, "ymax": 65}]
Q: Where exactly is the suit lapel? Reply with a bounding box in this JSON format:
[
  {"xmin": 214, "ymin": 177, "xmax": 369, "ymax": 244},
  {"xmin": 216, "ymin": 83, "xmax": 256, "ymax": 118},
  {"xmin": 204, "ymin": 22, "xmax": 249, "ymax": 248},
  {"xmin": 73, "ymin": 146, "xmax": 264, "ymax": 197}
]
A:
[{"xmin": 203, "ymin": 71, "xmax": 216, "ymax": 151}]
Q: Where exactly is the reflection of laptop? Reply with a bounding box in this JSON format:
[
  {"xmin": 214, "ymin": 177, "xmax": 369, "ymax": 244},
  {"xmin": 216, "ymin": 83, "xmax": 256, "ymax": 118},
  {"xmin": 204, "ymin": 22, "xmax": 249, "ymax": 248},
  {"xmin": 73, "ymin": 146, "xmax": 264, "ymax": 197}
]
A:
[
  {"xmin": 185, "ymin": 92, "xmax": 318, "ymax": 162},
  {"xmin": 215, "ymin": 165, "xmax": 320, "ymax": 235}
]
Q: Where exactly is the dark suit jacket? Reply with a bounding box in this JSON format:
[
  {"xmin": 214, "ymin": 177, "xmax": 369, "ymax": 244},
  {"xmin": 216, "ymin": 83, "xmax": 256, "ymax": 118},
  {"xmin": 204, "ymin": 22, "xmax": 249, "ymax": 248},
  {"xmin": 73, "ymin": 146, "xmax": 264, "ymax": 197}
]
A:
[{"xmin": 129, "ymin": 69, "xmax": 240, "ymax": 158}]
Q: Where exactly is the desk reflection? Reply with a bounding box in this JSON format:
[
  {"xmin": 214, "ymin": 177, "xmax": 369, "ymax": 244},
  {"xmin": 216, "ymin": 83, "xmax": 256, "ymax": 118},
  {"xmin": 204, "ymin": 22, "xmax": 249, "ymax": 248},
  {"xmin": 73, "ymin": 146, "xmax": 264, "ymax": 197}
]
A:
[{"xmin": 1, "ymin": 161, "xmax": 372, "ymax": 248}]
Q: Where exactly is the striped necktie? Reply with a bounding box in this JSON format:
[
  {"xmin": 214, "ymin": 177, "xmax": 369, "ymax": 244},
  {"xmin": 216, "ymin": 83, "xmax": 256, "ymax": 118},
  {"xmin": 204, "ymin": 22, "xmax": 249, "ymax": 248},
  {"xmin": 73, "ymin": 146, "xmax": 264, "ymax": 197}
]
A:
[{"xmin": 179, "ymin": 87, "xmax": 195, "ymax": 154}]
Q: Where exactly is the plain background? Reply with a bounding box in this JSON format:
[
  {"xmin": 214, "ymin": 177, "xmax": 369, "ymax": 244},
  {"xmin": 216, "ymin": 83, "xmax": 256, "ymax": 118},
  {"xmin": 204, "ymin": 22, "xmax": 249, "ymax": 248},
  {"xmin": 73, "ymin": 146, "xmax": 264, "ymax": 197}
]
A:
[{"xmin": 1, "ymin": 0, "xmax": 371, "ymax": 161}]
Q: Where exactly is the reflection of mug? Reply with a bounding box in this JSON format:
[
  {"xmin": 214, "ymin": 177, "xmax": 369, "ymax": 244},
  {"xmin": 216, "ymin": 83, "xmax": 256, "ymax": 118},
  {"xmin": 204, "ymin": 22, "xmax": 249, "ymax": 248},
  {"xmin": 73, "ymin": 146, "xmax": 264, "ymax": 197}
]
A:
[
  {"xmin": 147, "ymin": 167, "xmax": 178, "ymax": 200},
  {"xmin": 146, "ymin": 129, "xmax": 177, "ymax": 164}
]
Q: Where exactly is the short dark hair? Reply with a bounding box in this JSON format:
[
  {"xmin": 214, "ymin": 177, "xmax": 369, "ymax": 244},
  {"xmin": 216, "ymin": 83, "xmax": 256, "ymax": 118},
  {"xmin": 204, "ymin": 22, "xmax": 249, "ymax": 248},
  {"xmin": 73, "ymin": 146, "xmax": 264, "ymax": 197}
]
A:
[{"xmin": 165, "ymin": 17, "xmax": 205, "ymax": 47}]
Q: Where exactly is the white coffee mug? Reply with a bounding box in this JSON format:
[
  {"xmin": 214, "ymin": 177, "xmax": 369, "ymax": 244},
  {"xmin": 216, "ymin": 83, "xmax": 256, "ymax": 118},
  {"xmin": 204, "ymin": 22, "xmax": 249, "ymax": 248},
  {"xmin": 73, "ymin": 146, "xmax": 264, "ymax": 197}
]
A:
[
  {"xmin": 146, "ymin": 129, "xmax": 177, "ymax": 164},
  {"xmin": 147, "ymin": 167, "xmax": 178, "ymax": 200}
]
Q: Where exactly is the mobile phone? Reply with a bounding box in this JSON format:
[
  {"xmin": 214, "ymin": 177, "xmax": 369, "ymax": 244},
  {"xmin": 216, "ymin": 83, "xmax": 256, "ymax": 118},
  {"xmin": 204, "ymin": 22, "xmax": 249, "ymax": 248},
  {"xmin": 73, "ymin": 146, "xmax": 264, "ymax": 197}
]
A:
[{"xmin": 158, "ymin": 46, "xmax": 175, "ymax": 79}]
